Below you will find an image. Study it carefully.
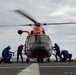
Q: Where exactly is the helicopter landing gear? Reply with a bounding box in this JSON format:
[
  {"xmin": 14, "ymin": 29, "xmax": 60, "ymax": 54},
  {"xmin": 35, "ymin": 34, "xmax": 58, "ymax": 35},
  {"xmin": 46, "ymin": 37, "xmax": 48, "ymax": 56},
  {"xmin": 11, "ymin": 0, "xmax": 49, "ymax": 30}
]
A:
[
  {"xmin": 41, "ymin": 58, "xmax": 43, "ymax": 63},
  {"xmin": 37, "ymin": 58, "xmax": 39, "ymax": 63},
  {"xmin": 26, "ymin": 58, "xmax": 30, "ymax": 63},
  {"xmin": 37, "ymin": 57, "xmax": 43, "ymax": 63},
  {"xmin": 47, "ymin": 58, "xmax": 50, "ymax": 62}
]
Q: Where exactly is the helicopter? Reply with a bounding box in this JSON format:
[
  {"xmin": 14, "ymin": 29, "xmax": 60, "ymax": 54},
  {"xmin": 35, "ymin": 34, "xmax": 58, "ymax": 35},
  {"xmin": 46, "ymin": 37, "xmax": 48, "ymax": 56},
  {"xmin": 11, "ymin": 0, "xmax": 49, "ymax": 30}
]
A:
[
  {"xmin": 15, "ymin": 10, "xmax": 53, "ymax": 63},
  {"xmin": 14, "ymin": 10, "xmax": 76, "ymax": 63},
  {"xmin": 0, "ymin": 10, "xmax": 76, "ymax": 63}
]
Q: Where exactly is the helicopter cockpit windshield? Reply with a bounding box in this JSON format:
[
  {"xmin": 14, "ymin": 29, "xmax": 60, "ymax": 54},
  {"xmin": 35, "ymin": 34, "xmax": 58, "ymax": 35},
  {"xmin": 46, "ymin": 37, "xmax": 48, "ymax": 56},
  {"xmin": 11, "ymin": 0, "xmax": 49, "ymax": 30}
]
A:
[
  {"xmin": 27, "ymin": 35, "xmax": 52, "ymax": 51},
  {"xmin": 28, "ymin": 35, "xmax": 51, "ymax": 44}
]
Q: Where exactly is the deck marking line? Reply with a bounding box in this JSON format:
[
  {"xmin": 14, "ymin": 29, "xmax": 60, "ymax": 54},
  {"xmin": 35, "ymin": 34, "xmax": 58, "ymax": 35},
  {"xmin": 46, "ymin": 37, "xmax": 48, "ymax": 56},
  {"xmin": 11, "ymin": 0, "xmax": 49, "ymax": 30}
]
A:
[
  {"xmin": 17, "ymin": 63, "xmax": 40, "ymax": 75},
  {"xmin": 39, "ymin": 66, "xmax": 76, "ymax": 68}
]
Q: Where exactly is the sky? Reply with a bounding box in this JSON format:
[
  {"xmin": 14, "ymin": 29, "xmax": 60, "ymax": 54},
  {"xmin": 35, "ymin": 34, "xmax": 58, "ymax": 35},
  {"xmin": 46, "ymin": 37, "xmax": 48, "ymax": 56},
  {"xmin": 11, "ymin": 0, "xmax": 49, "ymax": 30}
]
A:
[{"xmin": 0, "ymin": 0, "xmax": 76, "ymax": 59}]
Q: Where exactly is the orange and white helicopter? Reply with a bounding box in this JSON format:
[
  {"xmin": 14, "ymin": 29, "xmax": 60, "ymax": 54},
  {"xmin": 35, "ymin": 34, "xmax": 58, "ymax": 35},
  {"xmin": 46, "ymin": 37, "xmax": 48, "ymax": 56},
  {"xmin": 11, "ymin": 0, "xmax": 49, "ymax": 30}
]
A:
[
  {"xmin": 1, "ymin": 10, "xmax": 76, "ymax": 63},
  {"xmin": 15, "ymin": 10, "xmax": 53, "ymax": 63},
  {"xmin": 14, "ymin": 10, "xmax": 76, "ymax": 63}
]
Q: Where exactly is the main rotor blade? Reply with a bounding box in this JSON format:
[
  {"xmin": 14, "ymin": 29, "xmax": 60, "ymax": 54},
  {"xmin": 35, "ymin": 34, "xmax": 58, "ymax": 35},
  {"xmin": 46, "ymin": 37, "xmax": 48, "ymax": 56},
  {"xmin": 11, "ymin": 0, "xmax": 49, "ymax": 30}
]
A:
[
  {"xmin": 42, "ymin": 22, "xmax": 76, "ymax": 25},
  {"xmin": 0, "ymin": 24, "xmax": 35, "ymax": 27},
  {"xmin": 0, "ymin": 22, "xmax": 76, "ymax": 27},
  {"xmin": 14, "ymin": 10, "xmax": 37, "ymax": 24}
]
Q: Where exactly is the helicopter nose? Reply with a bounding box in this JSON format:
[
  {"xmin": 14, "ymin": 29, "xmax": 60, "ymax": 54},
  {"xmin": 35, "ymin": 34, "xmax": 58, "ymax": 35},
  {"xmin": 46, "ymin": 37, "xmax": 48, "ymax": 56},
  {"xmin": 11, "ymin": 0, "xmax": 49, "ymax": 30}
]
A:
[{"xmin": 32, "ymin": 46, "xmax": 48, "ymax": 56}]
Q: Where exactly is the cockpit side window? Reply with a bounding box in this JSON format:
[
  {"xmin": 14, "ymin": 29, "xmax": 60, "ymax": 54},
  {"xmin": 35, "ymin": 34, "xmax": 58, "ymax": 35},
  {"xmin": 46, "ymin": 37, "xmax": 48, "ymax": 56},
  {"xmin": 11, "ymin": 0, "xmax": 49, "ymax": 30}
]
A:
[{"xmin": 28, "ymin": 36, "xmax": 35, "ymax": 44}]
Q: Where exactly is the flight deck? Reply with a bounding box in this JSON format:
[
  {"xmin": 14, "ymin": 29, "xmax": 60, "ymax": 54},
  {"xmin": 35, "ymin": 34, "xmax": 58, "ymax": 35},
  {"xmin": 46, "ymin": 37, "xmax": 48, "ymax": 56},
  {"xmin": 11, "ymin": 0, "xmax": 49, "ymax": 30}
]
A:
[{"xmin": 0, "ymin": 61, "xmax": 76, "ymax": 75}]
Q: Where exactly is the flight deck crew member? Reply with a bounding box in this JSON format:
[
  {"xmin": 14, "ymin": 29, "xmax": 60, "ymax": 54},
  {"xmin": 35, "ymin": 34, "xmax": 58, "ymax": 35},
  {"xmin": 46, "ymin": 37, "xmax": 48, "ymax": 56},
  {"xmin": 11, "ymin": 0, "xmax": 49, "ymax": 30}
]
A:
[
  {"xmin": 61, "ymin": 50, "xmax": 72, "ymax": 62},
  {"xmin": 53, "ymin": 43, "xmax": 62, "ymax": 62},
  {"xmin": 2, "ymin": 46, "xmax": 13, "ymax": 63},
  {"xmin": 17, "ymin": 44, "xmax": 23, "ymax": 62}
]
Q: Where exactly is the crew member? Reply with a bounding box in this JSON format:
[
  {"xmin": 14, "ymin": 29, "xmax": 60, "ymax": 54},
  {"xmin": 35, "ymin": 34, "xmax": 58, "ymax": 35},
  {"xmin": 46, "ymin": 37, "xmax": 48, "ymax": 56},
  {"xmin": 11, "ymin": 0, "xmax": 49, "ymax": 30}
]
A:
[
  {"xmin": 17, "ymin": 44, "xmax": 23, "ymax": 62},
  {"xmin": 61, "ymin": 50, "xmax": 72, "ymax": 62},
  {"xmin": 53, "ymin": 43, "xmax": 62, "ymax": 62},
  {"xmin": 2, "ymin": 46, "xmax": 13, "ymax": 63}
]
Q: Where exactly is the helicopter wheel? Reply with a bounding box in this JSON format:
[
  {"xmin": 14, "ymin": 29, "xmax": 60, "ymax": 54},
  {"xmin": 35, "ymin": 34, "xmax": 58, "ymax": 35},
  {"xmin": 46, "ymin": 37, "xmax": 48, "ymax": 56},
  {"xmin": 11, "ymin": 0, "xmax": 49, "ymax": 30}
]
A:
[
  {"xmin": 37, "ymin": 58, "xmax": 40, "ymax": 63},
  {"xmin": 40, "ymin": 58, "xmax": 43, "ymax": 63},
  {"xmin": 26, "ymin": 58, "xmax": 30, "ymax": 63},
  {"xmin": 47, "ymin": 58, "xmax": 50, "ymax": 62},
  {"xmin": 37, "ymin": 58, "xmax": 43, "ymax": 63}
]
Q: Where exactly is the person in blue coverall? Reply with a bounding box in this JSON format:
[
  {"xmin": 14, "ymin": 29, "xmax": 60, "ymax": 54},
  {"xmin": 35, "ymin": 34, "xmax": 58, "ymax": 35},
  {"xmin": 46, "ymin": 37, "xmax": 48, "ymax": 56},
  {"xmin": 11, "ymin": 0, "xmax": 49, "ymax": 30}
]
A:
[
  {"xmin": 61, "ymin": 50, "xmax": 72, "ymax": 62},
  {"xmin": 53, "ymin": 43, "xmax": 62, "ymax": 62},
  {"xmin": 2, "ymin": 46, "xmax": 13, "ymax": 63},
  {"xmin": 17, "ymin": 44, "xmax": 23, "ymax": 62}
]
